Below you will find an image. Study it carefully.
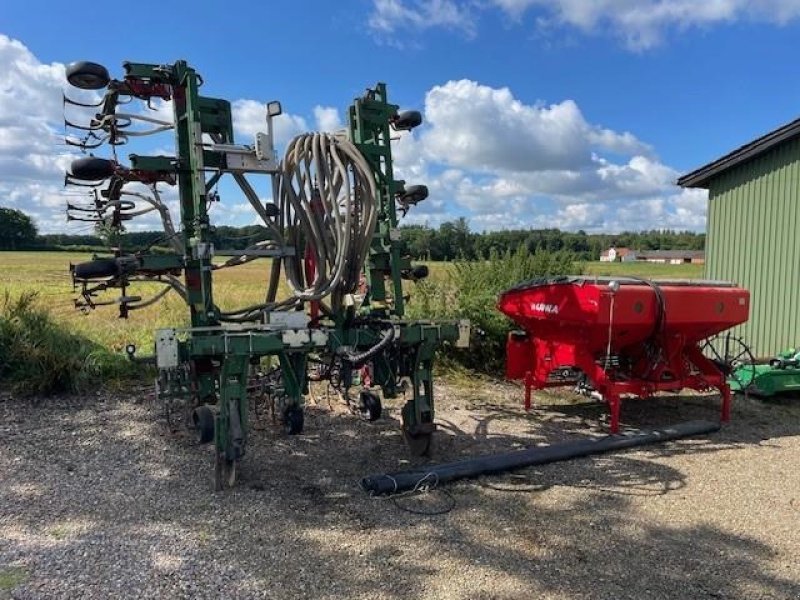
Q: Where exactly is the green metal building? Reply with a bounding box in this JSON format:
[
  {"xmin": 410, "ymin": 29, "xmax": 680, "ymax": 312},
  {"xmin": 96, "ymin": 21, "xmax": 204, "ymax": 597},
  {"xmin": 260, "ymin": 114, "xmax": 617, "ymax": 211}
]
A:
[{"xmin": 678, "ymin": 119, "xmax": 800, "ymax": 357}]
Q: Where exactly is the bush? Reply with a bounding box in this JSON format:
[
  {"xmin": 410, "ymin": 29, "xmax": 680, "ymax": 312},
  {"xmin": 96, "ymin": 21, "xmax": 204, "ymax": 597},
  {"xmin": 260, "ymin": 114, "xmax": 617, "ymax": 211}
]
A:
[
  {"xmin": 0, "ymin": 291, "xmax": 140, "ymax": 395},
  {"xmin": 409, "ymin": 246, "xmax": 582, "ymax": 372}
]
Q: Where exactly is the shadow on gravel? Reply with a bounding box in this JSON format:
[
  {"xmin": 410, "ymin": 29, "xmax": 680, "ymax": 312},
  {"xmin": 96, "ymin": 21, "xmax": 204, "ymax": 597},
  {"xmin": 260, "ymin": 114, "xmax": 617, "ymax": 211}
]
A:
[{"xmin": 1, "ymin": 387, "xmax": 799, "ymax": 599}]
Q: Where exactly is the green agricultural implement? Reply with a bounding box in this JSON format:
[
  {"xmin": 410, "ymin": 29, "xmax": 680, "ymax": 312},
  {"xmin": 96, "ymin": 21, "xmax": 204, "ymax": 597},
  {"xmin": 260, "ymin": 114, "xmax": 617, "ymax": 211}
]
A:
[
  {"xmin": 62, "ymin": 59, "xmax": 469, "ymax": 489},
  {"xmin": 730, "ymin": 347, "xmax": 800, "ymax": 397}
]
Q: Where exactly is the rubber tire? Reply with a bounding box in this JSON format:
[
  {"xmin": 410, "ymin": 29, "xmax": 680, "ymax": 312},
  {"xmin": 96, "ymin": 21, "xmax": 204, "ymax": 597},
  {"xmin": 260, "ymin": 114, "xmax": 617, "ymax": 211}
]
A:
[
  {"xmin": 66, "ymin": 61, "xmax": 110, "ymax": 90},
  {"xmin": 283, "ymin": 406, "xmax": 304, "ymax": 435},
  {"xmin": 394, "ymin": 110, "xmax": 422, "ymax": 130},
  {"xmin": 70, "ymin": 157, "xmax": 116, "ymax": 181},
  {"xmin": 73, "ymin": 258, "xmax": 118, "ymax": 280},
  {"xmin": 359, "ymin": 391, "xmax": 382, "ymax": 422},
  {"xmin": 192, "ymin": 405, "xmax": 215, "ymax": 445}
]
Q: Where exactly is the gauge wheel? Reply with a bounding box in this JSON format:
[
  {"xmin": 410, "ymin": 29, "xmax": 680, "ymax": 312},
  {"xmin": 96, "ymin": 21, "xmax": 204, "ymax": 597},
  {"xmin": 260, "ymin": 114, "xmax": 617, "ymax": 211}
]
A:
[
  {"xmin": 701, "ymin": 333, "xmax": 756, "ymax": 389},
  {"xmin": 359, "ymin": 391, "xmax": 382, "ymax": 422},
  {"xmin": 70, "ymin": 157, "xmax": 116, "ymax": 181},
  {"xmin": 192, "ymin": 405, "xmax": 215, "ymax": 445},
  {"xmin": 283, "ymin": 406, "xmax": 304, "ymax": 435},
  {"xmin": 66, "ymin": 61, "xmax": 110, "ymax": 90}
]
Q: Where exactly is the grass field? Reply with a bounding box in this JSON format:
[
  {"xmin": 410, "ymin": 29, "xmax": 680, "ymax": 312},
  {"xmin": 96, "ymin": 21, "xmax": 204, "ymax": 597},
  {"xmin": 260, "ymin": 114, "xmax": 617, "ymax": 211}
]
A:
[{"xmin": 0, "ymin": 252, "xmax": 702, "ymax": 353}]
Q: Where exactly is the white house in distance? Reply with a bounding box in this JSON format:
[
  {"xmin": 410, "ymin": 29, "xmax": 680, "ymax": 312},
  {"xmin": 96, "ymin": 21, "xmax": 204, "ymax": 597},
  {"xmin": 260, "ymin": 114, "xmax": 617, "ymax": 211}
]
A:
[{"xmin": 599, "ymin": 247, "xmax": 633, "ymax": 262}]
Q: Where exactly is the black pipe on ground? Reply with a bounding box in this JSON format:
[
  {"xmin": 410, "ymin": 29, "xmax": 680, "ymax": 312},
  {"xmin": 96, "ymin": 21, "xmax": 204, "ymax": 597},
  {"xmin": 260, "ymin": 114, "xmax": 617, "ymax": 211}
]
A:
[{"xmin": 362, "ymin": 420, "xmax": 720, "ymax": 495}]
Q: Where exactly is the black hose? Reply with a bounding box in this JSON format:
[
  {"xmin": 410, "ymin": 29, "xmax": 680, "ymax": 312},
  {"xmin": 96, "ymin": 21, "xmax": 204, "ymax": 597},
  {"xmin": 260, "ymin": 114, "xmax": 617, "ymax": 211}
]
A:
[
  {"xmin": 362, "ymin": 420, "xmax": 720, "ymax": 495},
  {"xmin": 339, "ymin": 325, "xmax": 395, "ymax": 367}
]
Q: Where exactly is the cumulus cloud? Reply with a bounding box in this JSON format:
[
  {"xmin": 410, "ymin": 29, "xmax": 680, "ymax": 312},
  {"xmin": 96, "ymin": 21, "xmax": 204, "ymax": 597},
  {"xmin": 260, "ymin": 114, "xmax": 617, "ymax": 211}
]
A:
[
  {"xmin": 370, "ymin": 0, "xmax": 800, "ymax": 49},
  {"xmin": 0, "ymin": 35, "xmax": 706, "ymax": 235},
  {"xmin": 0, "ymin": 35, "xmax": 82, "ymax": 233},
  {"xmin": 313, "ymin": 106, "xmax": 343, "ymax": 132},
  {"xmin": 391, "ymin": 79, "xmax": 707, "ymax": 232},
  {"xmin": 231, "ymin": 99, "xmax": 308, "ymax": 144},
  {"xmin": 421, "ymin": 79, "xmax": 650, "ymax": 172}
]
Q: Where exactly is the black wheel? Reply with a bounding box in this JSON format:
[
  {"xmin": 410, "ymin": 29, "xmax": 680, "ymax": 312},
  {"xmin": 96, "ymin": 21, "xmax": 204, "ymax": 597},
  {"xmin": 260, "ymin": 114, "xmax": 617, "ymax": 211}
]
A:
[
  {"xmin": 701, "ymin": 333, "xmax": 756, "ymax": 389},
  {"xmin": 66, "ymin": 61, "xmax": 110, "ymax": 90},
  {"xmin": 358, "ymin": 391, "xmax": 382, "ymax": 421},
  {"xmin": 70, "ymin": 157, "xmax": 116, "ymax": 181},
  {"xmin": 392, "ymin": 110, "xmax": 422, "ymax": 131},
  {"xmin": 73, "ymin": 258, "xmax": 118, "ymax": 280},
  {"xmin": 283, "ymin": 406, "xmax": 304, "ymax": 435},
  {"xmin": 192, "ymin": 405, "xmax": 215, "ymax": 445},
  {"xmin": 403, "ymin": 428, "xmax": 433, "ymax": 457}
]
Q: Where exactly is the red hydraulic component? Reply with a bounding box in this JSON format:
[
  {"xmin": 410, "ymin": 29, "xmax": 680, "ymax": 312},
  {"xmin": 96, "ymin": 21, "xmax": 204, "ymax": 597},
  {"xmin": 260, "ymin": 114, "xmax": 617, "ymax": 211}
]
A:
[{"xmin": 497, "ymin": 277, "xmax": 750, "ymax": 433}]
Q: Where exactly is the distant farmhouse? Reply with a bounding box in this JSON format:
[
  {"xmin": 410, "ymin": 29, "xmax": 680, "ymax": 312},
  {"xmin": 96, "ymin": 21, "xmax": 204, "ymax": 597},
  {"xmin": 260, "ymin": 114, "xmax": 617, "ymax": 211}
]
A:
[
  {"xmin": 598, "ymin": 247, "xmax": 632, "ymax": 262},
  {"xmin": 600, "ymin": 247, "xmax": 705, "ymax": 264}
]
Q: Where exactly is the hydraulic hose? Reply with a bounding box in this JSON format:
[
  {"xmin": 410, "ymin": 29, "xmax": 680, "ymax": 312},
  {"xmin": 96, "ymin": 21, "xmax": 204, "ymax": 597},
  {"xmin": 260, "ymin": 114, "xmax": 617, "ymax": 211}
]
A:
[{"xmin": 338, "ymin": 325, "xmax": 395, "ymax": 367}]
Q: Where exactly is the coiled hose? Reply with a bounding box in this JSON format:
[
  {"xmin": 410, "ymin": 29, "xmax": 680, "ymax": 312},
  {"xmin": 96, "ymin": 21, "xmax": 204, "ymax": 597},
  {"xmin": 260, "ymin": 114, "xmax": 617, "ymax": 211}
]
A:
[{"xmin": 276, "ymin": 132, "xmax": 378, "ymax": 311}]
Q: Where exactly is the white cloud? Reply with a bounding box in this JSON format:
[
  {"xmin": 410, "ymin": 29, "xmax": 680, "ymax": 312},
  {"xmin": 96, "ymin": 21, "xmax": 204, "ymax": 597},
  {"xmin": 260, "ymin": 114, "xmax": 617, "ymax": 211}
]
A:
[
  {"xmin": 0, "ymin": 35, "xmax": 706, "ymax": 236},
  {"xmin": 369, "ymin": 0, "xmax": 476, "ymax": 37},
  {"xmin": 421, "ymin": 79, "xmax": 650, "ymax": 172},
  {"xmin": 370, "ymin": 0, "xmax": 800, "ymax": 49},
  {"xmin": 390, "ymin": 78, "xmax": 707, "ymax": 232},
  {"xmin": 313, "ymin": 106, "xmax": 343, "ymax": 132},
  {"xmin": 231, "ymin": 99, "xmax": 308, "ymax": 144}
]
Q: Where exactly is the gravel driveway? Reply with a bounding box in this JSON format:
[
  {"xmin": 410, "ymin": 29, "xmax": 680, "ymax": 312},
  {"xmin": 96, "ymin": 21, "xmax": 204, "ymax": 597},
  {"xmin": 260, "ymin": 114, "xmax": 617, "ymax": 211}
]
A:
[{"xmin": 1, "ymin": 381, "xmax": 799, "ymax": 599}]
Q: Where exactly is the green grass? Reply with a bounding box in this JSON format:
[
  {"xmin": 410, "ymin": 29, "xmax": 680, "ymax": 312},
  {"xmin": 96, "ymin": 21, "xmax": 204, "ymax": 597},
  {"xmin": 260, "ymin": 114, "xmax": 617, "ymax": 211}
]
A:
[
  {"xmin": 0, "ymin": 251, "xmax": 296, "ymax": 353},
  {"xmin": 0, "ymin": 567, "xmax": 28, "ymax": 591},
  {"xmin": 0, "ymin": 252, "xmax": 704, "ymax": 386},
  {"xmin": 420, "ymin": 260, "xmax": 703, "ymax": 282},
  {"xmin": 584, "ymin": 260, "xmax": 703, "ymax": 279}
]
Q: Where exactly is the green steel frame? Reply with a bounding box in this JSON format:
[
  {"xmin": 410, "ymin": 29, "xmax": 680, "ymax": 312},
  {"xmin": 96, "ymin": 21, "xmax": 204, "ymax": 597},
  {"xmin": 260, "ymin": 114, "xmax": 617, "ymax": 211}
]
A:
[{"xmin": 66, "ymin": 60, "xmax": 467, "ymax": 489}]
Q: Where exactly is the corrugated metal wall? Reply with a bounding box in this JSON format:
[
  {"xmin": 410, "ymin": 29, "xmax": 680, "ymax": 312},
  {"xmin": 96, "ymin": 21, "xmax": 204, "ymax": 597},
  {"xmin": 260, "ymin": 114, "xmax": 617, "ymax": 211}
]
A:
[{"xmin": 705, "ymin": 136, "xmax": 800, "ymax": 356}]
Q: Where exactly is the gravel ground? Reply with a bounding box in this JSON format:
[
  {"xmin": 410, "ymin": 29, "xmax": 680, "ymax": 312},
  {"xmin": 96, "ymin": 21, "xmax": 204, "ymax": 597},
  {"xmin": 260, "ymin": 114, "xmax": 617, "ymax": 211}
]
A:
[{"xmin": 1, "ymin": 380, "xmax": 799, "ymax": 600}]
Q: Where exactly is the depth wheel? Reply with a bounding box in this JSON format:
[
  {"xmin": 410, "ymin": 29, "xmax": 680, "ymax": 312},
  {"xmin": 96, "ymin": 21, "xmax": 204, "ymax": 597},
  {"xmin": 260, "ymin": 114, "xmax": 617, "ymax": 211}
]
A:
[
  {"xmin": 192, "ymin": 405, "xmax": 215, "ymax": 445},
  {"xmin": 214, "ymin": 453, "xmax": 237, "ymax": 491},
  {"xmin": 66, "ymin": 61, "xmax": 110, "ymax": 90},
  {"xmin": 69, "ymin": 156, "xmax": 116, "ymax": 181},
  {"xmin": 359, "ymin": 391, "xmax": 382, "ymax": 422},
  {"xmin": 701, "ymin": 333, "xmax": 756, "ymax": 390},
  {"xmin": 403, "ymin": 428, "xmax": 433, "ymax": 457},
  {"xmin": 283, "ymin": 406, "xmax": 304, "ymax": 435}
]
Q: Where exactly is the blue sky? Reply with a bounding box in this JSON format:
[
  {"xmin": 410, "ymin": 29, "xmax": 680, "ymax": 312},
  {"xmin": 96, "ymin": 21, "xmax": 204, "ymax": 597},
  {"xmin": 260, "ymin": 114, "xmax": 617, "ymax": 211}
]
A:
[{"xmin": 2, "ymin": 0, "xmax": 800, "ymax": 234}]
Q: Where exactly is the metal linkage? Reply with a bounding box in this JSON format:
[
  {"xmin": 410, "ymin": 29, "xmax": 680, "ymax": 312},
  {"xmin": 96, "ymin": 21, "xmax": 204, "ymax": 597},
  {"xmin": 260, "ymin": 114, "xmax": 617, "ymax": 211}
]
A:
[{"xmin": 63, "ymin": 59, "xmax": 469, "ymax": 489}]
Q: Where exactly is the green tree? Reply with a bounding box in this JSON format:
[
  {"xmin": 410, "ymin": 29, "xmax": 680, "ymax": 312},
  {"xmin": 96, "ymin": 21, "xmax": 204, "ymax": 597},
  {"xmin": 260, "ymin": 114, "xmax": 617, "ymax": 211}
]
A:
[{"xmin": 0, "ymin": 207, "xmax": 37, "ymax": 250}]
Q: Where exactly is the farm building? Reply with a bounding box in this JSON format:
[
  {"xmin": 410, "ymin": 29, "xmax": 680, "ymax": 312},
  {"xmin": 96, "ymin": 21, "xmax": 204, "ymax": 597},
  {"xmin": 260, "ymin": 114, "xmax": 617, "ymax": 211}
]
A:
[
  {"xmin": 678, "ymin": 117, "xmax": 800, "ymax": 357},
  {"xmin": 598, "ymin": 248, "xmax": 704, "ymax": 264},
  {"xmin": 599, "ymin": 247, "xmax": 632, "ymax": 262},
  {"xmin": 633, "ymin": 250, "xmax": 705, "ymax": 265}
]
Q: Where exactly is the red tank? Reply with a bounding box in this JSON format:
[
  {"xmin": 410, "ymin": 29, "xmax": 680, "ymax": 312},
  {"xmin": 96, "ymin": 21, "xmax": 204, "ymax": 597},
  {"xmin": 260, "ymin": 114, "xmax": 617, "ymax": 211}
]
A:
[{"xmin": 497, "ymin": 277, "xmax": 750, "ymax": 432}]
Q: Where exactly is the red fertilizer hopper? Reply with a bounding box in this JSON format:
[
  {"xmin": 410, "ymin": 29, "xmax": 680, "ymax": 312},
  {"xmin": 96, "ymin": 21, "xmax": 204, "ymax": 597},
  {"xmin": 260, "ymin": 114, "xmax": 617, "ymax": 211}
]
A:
[{"xmin": 498, "ymin": 277, "xmax": 750, "ymax": 432}]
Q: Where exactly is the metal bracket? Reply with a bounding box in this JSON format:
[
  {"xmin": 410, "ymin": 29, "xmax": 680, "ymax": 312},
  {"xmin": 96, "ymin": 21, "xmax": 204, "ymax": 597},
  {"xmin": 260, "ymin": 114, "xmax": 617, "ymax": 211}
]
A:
[{"xmin": 155, "ymin": 329, "xmax": 180, "ymax": 368}]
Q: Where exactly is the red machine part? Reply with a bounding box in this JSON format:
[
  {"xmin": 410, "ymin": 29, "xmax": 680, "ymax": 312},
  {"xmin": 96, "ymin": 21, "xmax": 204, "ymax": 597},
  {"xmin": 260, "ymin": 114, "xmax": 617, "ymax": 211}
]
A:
[{"xmin": 497, "ymin": 277, "xmax": 750, "ymax": 433}]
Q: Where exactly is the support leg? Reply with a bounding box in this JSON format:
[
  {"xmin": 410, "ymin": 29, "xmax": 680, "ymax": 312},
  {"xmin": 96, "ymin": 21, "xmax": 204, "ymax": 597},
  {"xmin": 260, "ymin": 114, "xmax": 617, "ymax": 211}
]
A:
[
  {"xmin": 400, "ymin": 341, "xmax": 436, "ymax": 456},
  {"xmin": 214, "ymin": 355, "xmax": 248, "ymax": 490},
  {"xmin": 524, "ymin": 371, "xmax": 534, "ymax": 411},
  {"xmin": 720, "ymin": 384, "xmax": 732, "ymax": 423}
]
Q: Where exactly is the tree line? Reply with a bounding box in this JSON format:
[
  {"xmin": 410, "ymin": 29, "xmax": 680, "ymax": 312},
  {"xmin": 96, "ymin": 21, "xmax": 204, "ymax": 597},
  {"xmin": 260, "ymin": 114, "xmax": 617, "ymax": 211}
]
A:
[
  {"xmin": 2, "ymin": 207, "xmax": 704, "ymax": 260},
  {"xmin": 396, "ymin": 218, "xmax": 704, "ymax": 261}
]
